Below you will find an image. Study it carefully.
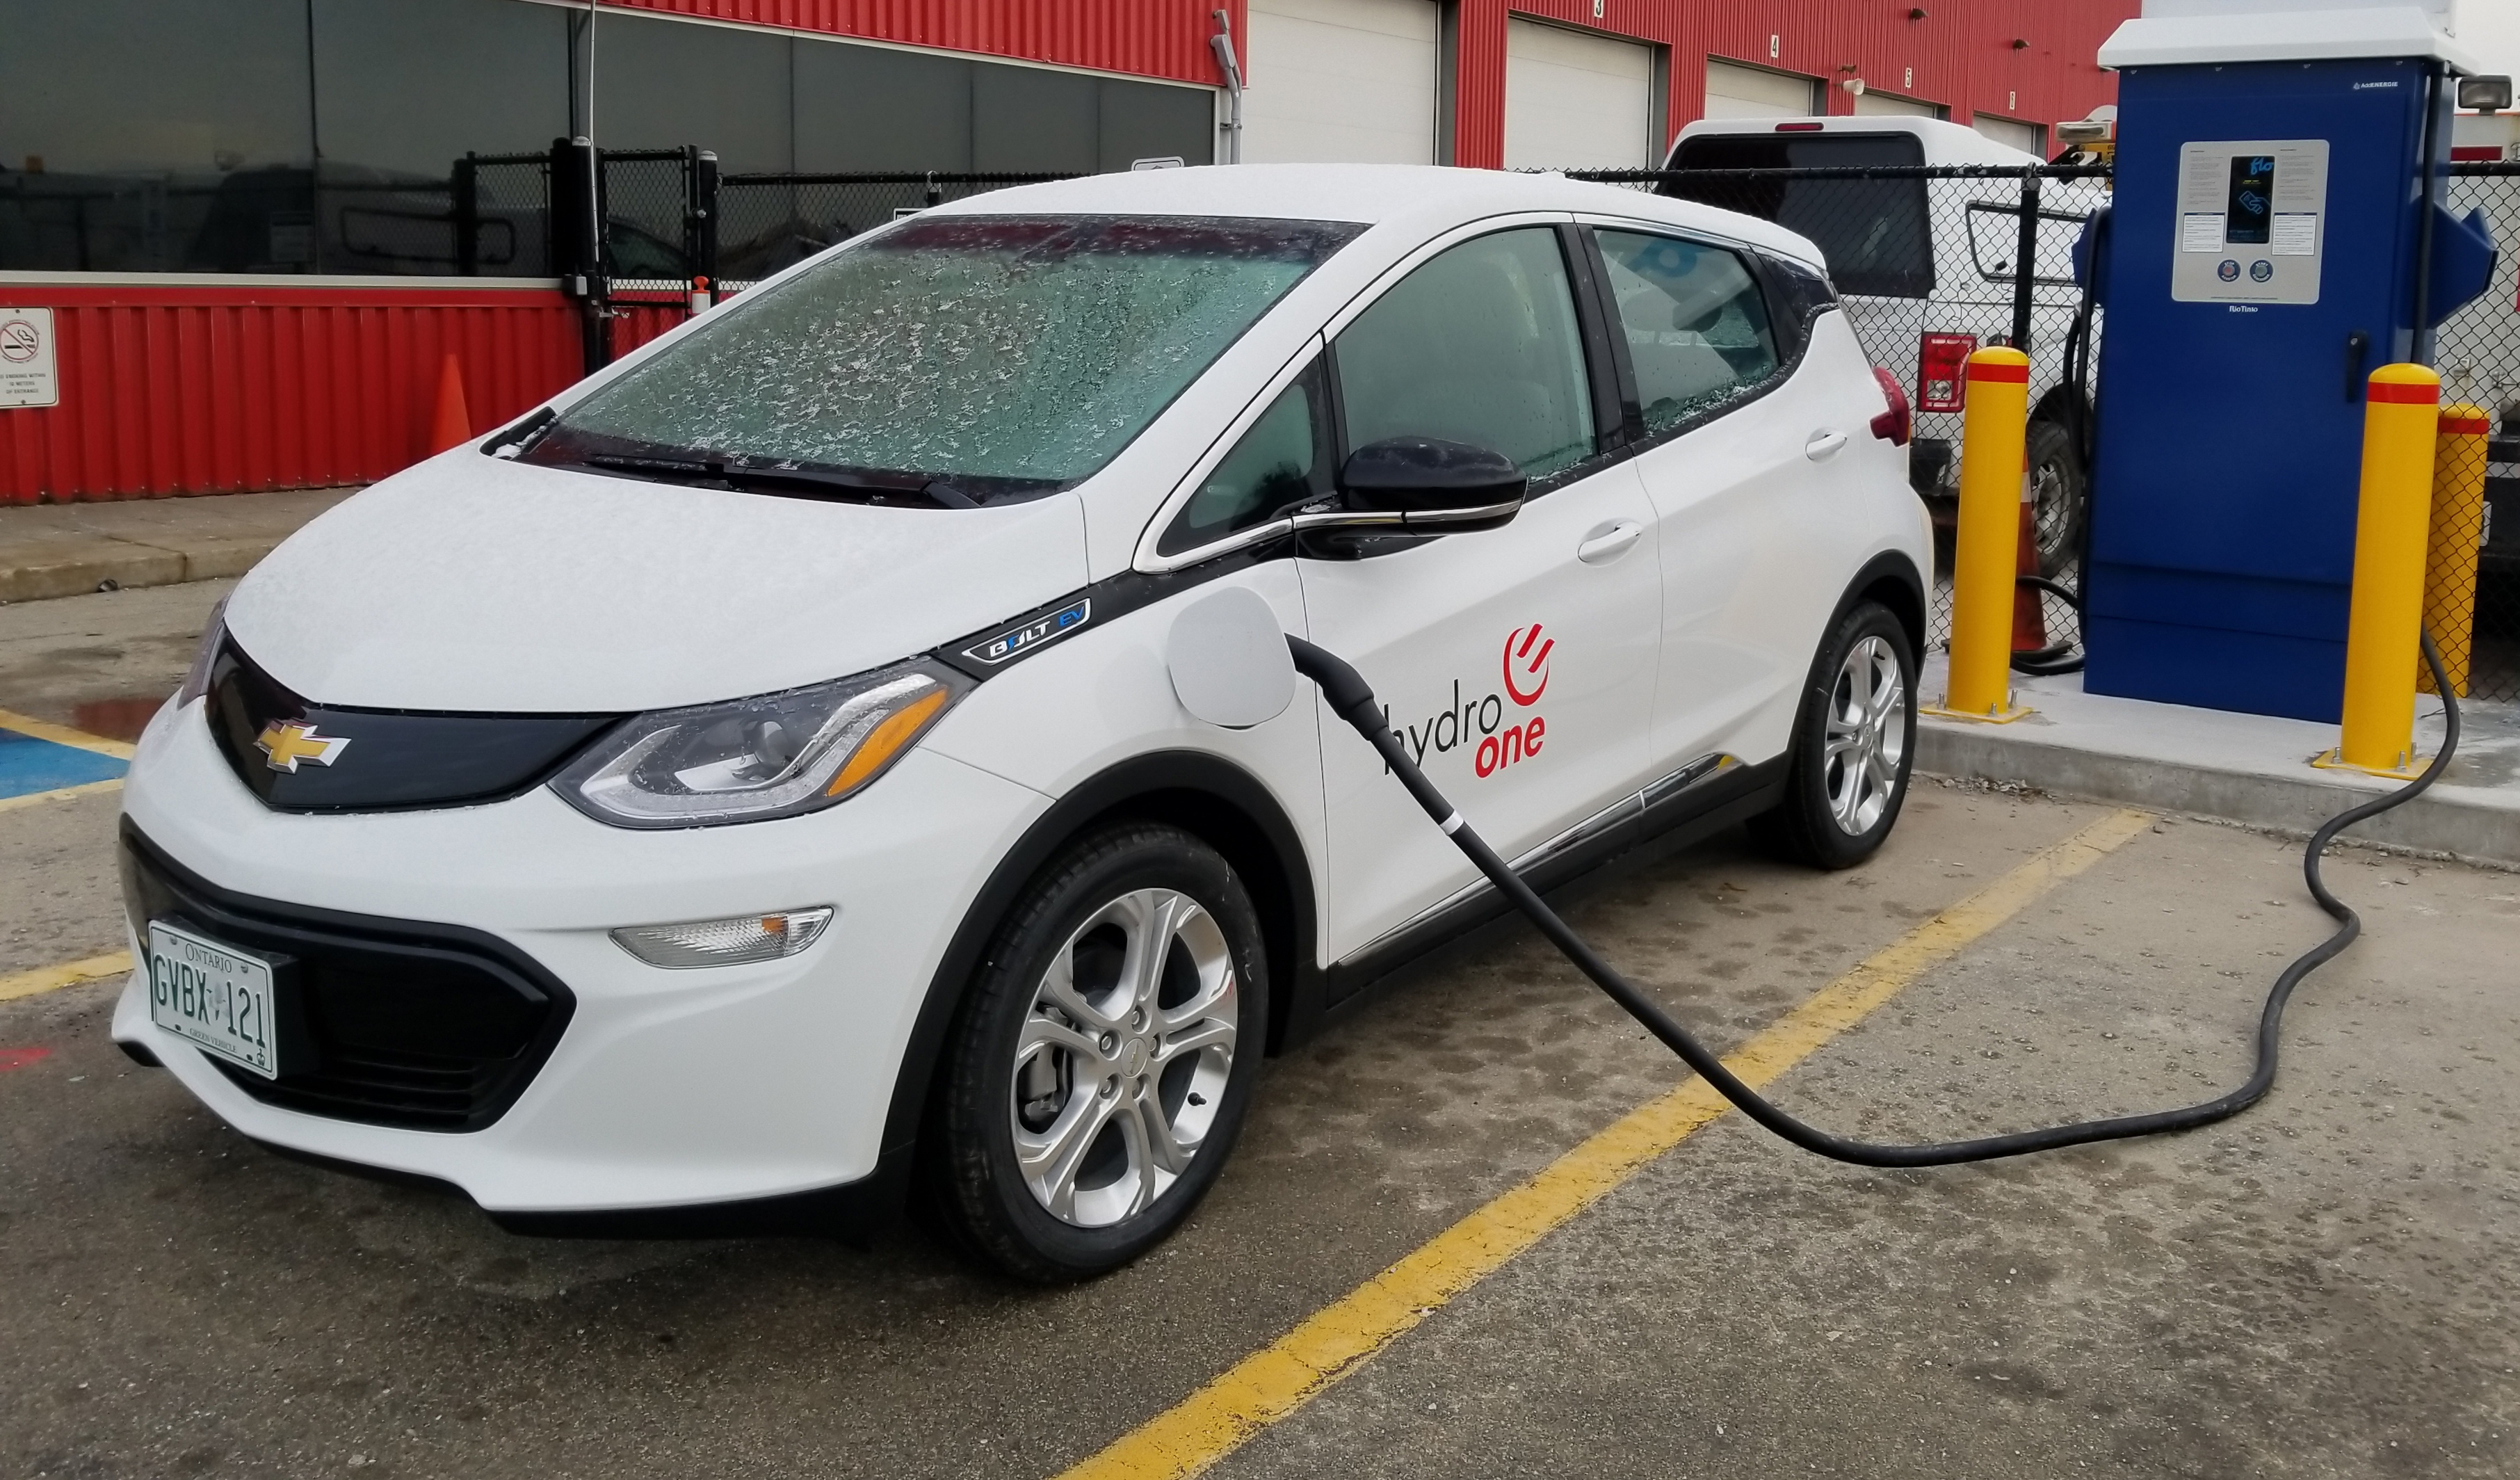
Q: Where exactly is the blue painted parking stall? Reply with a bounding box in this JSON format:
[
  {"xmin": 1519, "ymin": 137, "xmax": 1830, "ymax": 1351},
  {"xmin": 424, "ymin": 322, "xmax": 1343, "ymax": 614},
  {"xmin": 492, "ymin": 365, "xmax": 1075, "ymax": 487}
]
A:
[{"xmin": 0, "ymin": 710, "xmax": 131, "ymax": 803}]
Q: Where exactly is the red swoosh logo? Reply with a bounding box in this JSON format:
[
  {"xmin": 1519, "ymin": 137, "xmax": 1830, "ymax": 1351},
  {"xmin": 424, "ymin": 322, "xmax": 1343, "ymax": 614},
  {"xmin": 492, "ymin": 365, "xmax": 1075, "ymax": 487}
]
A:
[{"xmin": 1503, "ymin": 625, "xmax": 1550, "ymax": 707}]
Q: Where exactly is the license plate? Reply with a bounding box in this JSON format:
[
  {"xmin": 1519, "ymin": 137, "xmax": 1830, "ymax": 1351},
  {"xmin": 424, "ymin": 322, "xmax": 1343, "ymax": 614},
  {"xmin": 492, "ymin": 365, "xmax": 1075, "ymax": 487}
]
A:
[{"xmin": 145, "ymin": 921, "xmax": 281, "ymax": 1079}]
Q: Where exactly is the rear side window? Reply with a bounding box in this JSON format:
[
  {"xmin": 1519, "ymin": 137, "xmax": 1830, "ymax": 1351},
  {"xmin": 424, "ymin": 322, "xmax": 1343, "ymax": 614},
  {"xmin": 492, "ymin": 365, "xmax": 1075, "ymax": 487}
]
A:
[
  {"xmin": 1333, "ymin": 227, "xmax": 1597, "ymax": 481},
  {"xmin": 1661, "ymin": 132, "xmax": 1933, "ymax": 299},
  {"xmin": 1594, "ymin": 230, "xmax": 1779, "ymax": 435}
]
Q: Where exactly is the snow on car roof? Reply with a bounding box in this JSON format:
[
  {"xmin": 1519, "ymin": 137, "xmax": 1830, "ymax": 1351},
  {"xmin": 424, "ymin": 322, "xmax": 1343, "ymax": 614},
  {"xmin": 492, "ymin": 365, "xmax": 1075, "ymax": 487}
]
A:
[{"xmin": 927, "ymin": 163, "xmax": 1827, "ymax": 272}]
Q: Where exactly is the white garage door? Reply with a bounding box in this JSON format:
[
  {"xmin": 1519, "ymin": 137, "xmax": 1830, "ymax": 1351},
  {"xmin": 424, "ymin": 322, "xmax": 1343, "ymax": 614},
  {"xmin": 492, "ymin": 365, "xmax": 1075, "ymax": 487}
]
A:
[
  {"xmin": 1241, "ymin": 0, "xmax": 1438, "ymax": 164},
  {"xmin": 1972, "ymin": 114, "xmax": 2044, "ymax": 156},
  {"xmin": 1503, "ymin": 19, "xmax": 1654, "ymax": 170},
  {"xmin": 1702, "ymin": 59, "xmax": 1818, "ymax": 120},
  {"xmin": 1853, "ymin": 90, "xmax": 1944, "ymax": 119}
]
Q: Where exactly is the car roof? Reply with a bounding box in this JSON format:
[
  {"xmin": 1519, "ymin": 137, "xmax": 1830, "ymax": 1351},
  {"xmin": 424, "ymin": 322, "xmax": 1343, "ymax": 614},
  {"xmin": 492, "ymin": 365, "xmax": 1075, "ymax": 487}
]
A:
[
  {"xmin": 1671, "ymin": 115, "xmax": 2042, "ymax": 167},
  {"xmin": 923, "ymin": 163, "xmax": 1827, "ymax": 271}
]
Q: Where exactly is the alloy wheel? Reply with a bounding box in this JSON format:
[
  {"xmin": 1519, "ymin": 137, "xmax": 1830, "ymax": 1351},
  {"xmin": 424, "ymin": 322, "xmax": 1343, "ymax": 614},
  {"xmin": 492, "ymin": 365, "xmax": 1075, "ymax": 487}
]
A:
[
  {"xmin": 1821, "ymin": 634, "xmax": 1907, "ymax": 836},
  {"xmin": 1010, "ymin": 888, "xmax": 1239, "ymax": 1228}
]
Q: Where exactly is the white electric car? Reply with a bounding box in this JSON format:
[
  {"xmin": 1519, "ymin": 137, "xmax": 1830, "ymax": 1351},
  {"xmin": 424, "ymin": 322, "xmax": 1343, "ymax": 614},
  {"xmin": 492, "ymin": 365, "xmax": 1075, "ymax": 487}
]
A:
[{"xmin": 114, "ymin": 166, "xmax": 1931, "ymax": 1280}]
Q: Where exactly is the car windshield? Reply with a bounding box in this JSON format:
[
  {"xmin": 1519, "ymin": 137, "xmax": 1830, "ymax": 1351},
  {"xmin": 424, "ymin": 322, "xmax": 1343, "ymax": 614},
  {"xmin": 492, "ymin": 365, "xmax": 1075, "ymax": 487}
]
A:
[{"xmin": 523, "ymin": 214, "xmax": 1363, "ymax": 504}]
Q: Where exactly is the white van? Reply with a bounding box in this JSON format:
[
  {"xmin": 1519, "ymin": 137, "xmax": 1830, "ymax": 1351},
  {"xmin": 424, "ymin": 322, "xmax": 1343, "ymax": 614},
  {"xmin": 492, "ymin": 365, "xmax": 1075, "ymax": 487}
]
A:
[{"xmin": 1656, "ymin": 116, "xmax": 2106, "ymax": 573}]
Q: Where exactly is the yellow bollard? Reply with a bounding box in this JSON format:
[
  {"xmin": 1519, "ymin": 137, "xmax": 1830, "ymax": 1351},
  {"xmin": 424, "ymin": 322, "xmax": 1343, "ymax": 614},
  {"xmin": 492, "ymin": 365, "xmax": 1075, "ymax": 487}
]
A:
[
  {"xmin": 1936, "ymin": 346, "xmax": 2033, "ymax": 721},
  {"xmin": 2418, "ymin": 404, "xmax": 2491, "ymax": 698},
  {"xmin": 2325, "ymin": 364, "xmax": 2440, "ymax": 776}
]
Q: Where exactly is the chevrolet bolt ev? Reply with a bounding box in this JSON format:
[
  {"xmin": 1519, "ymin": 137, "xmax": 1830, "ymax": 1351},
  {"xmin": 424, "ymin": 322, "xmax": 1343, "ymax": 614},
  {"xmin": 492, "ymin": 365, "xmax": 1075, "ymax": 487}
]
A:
[{"xmin": 116, "ymin": 166, "xmax": 1931, "ymax": 1282}]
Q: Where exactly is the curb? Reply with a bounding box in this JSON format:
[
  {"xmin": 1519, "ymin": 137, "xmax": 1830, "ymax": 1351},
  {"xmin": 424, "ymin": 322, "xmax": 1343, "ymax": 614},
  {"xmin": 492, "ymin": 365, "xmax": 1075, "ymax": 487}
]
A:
[
  {"xmin": 1918, "ymin": 721, "xmax": 2520, "ymax": 869},
  {"xmin": 0, "ymin": 536, "xmax": 284, "ymax": 603}
]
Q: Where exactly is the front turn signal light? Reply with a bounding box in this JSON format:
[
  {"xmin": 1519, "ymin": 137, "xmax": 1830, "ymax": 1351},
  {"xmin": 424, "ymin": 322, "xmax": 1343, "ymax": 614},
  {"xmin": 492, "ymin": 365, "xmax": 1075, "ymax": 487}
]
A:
[{"xmin": 612, "ymin": 907, "xmax": 836, "ymax": 968}]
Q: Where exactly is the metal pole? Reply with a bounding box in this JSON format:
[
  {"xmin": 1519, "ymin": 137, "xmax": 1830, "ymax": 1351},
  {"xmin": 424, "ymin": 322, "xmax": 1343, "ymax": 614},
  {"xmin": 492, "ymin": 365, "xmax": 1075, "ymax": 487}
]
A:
[
  {"xmin": 2010, "ymin": 166, "xmax": 2041, "ymax": 354},
  {"xmin": 453, "ymin": 154, "xmax": 478, "ymax": 276},
  {"xmin": 1941, "ymin": 346, "xmax": 2035, "ymax": 721},
  {"xmin": 2409, "ymin": 61, "xmax": 2442, "ymax": 364},
  {"xmin": 1210, "ymin": 10, "xmax": 1244, "ymax": 165},
  {"xmin": 2334, "ymin": 364, "xmax": 2442, "ymax": 773}
]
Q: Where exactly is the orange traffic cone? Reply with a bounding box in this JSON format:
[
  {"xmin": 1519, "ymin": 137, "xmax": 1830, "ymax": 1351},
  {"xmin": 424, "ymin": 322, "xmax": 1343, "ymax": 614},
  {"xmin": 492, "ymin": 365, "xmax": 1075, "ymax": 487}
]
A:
[
  {"xmin": 2010, "ymin": 456, "xmax": 2049, "ymax": 652},
  {"xmin": 428, "ymin": 353, "xmax": 473, "ymax": 453}
]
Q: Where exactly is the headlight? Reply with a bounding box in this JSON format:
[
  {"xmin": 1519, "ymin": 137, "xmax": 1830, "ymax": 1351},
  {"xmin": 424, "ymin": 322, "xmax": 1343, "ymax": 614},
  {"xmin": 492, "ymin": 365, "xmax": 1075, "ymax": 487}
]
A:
[
  {"xmin": 552, "ymin": 660, "xmax": 969, "ymax": 828},
  {"xmin": 177, "ymin": 596, "xmax": 229, "ymax": 707}
]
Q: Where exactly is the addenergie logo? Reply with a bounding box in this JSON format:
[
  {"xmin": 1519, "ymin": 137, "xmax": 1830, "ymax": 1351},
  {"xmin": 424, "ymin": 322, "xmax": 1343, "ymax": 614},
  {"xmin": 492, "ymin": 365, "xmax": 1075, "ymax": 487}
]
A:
[{"xmin": 1385, "ymin": 622, "xmax": 1551, "ymax": 780}]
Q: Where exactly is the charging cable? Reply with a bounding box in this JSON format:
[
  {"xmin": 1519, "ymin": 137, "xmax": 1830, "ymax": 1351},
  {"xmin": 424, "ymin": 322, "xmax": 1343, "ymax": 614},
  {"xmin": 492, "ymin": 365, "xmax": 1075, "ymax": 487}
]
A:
[{"xmin": 1289, "ymin": 632, "xmax": 2460, "ymax": 1167}]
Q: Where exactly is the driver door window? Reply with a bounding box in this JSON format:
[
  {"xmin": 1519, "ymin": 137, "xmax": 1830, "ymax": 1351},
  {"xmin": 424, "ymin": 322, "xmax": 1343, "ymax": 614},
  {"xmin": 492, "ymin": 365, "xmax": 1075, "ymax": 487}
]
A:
[{"xmin": 1332, "ymin": 227, "xmax": 1597, "ymax": 479}]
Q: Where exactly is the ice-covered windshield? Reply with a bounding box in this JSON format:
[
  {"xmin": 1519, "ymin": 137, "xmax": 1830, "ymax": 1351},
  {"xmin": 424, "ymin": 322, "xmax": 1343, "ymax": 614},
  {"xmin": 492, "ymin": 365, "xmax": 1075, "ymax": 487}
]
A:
[{"xmin": 524, "ymin": 214, "xmax": 1363, "ymax": 504}]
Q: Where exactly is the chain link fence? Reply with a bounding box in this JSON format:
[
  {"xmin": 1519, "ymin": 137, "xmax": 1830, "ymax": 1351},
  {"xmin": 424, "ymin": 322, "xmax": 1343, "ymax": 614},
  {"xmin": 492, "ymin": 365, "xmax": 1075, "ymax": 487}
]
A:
[{"xmin": 2430, "ymin": 162, "xmax": 2520, "ymax": 703}]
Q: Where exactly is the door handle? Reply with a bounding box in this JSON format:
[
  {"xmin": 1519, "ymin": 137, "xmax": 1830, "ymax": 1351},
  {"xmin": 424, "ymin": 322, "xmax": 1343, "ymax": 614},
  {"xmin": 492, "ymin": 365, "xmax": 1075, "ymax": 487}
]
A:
[
  {"xmin": 1804, "ymin": 429, "xmax": 1849, "ymax": 460},
  {"xmin": 1576, "ymin": 520, "xmax": 1644, "ymax": 564}
]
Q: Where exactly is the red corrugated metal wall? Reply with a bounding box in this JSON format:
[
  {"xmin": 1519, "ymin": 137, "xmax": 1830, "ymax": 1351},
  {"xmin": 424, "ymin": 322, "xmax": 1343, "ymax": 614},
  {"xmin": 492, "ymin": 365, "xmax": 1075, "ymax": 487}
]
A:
[
  {"xmin": 0, "ymin": 286, "xmax": 586, "ymax": 504},
  {"xmin": 1460, "ymin": 0, "xmax": 2135, "ymax": 168},
  {"xmin": 611, "ymin": 0, "xmax": 1245, "ymax": 86}
]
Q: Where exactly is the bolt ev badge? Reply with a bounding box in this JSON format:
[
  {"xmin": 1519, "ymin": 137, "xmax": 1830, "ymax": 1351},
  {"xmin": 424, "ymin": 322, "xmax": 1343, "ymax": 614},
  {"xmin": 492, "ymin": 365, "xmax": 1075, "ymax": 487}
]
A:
[
  {"xmin": 254, "ymin": 721, "xmax": 350, "ymax": 773},
  {"xmin": 964, "ymin": 598, "xmax": 1091, "ymax": 666}
]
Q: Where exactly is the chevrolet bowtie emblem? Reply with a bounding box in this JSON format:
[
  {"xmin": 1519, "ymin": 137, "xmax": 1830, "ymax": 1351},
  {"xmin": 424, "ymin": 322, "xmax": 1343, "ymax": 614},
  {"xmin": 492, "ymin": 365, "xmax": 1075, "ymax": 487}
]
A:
[{"xmin": 255, "ymin": 720, "xmax": 350, "ymax": 773}]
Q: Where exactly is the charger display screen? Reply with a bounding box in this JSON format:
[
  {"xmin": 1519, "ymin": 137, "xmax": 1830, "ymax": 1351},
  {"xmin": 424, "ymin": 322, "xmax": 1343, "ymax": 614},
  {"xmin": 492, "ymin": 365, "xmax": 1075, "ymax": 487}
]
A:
[{"xmin": 2226, "ymin": 155, "xmax": 2275, "ymax": 246}]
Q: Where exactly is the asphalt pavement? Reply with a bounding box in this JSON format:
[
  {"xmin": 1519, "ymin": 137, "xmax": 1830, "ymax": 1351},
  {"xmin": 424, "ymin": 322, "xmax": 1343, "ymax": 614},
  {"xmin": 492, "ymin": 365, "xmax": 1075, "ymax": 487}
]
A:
[{"xmin": 5, "ymin": 582, "xmax": 2519, "ymax": 1479}]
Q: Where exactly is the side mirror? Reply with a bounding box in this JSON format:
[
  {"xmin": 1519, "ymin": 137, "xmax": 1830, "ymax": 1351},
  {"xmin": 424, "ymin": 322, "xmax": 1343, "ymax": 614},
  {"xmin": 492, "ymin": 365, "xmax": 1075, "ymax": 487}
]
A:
[{"xmin": 1309, "ymin": 437, "xmax": 1524, "ymax": 536}]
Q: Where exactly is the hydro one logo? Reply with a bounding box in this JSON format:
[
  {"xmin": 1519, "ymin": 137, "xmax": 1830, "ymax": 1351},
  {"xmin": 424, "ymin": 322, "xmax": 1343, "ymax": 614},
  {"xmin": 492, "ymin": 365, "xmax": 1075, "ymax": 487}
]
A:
[{"xmin": 1386, "ymin": 623, "xmax": 1551, "ymax": 780}]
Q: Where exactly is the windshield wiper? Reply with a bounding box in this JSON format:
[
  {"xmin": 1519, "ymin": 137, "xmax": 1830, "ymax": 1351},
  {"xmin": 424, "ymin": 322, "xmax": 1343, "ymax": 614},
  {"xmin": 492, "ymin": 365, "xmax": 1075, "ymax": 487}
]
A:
[{"xmin": 568, "ymin": 452, "xmax": 978, "ymax": 508}]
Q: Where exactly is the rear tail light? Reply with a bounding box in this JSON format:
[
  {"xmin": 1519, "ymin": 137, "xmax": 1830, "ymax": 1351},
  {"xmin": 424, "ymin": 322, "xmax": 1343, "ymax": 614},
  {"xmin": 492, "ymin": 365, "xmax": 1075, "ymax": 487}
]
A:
[
  {"xmin": 1871, "ymin": 368, "xmax": 1912, "ymax": 446},
  {"xmin": 1916, "ymin": 332, "xmax": 1977, "ymax": 412}
]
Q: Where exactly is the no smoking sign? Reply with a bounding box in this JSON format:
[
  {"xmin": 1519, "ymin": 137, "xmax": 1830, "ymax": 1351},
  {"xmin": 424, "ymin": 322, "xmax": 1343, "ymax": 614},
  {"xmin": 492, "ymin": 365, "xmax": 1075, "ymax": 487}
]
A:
[{"xmin": 0, "ymin": 307, "xmax": 60, "ymax": 409}]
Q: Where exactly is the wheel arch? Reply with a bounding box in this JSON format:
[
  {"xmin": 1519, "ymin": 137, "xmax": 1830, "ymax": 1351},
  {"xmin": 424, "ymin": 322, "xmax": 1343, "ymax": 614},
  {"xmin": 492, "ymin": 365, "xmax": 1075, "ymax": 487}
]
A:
[
  {"xmin": 1845, "ymin": 548, "xmax": 1929, "ymax": 663},
  {"xmin": 878, "ymin": 750, "xmax": 1318, "ymax": 1200}
]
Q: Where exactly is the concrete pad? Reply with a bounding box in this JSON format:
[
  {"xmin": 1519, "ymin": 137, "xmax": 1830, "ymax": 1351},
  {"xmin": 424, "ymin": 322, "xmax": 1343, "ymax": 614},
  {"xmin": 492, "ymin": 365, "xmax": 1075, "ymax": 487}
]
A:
[
  {"xmin": 0, "ymin": 488, "xmax": 355, "ymax": 603},
  {"xmin": 1918, "ymin": 652, "xmax": 2520, "ymax": 869}
]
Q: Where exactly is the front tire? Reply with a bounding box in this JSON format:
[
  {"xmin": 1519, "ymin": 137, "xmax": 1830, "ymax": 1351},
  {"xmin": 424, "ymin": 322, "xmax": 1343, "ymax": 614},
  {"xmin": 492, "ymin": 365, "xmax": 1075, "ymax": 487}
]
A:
[
  {"xmin": 927, "ymin": 823, "xmax": 1268, "ymax": 1282},
  {"xmin": 1750, "ymin": 600, "xmax": 1916, "ymax": 870}
]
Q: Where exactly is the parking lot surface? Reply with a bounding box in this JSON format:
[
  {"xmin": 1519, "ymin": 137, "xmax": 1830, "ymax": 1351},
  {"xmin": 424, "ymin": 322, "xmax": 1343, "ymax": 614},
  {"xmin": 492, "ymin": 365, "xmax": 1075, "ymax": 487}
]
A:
[{"xmin": 6, "ymin": 584, "xmax": 2519, "ymax": 1479}]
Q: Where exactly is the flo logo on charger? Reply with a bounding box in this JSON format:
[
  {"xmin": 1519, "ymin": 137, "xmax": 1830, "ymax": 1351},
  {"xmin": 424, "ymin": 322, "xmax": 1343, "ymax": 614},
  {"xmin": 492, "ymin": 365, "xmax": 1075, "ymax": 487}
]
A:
[{"xmin": 1388, "ymin": 622, "xmax": 1552, "ymax": 780}]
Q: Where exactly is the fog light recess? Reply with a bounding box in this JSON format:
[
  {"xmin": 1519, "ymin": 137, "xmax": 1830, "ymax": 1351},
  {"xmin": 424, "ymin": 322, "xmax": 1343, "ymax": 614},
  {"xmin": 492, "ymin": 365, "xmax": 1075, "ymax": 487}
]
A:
[{"xmin": 611, "ymin": 908, "xmax": 836, "ymax": 968}]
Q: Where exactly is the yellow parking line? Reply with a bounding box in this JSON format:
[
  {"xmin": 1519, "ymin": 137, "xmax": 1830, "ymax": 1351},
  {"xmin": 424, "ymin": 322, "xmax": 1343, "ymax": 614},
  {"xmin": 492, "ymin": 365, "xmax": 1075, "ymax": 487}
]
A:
[
  {"xmin": 1056, "ymin": 807, "xmax": 2156, "ymax": 1480},
  {"xmin": 0, "ymin": 777, "xmax": 124, "ymax": 814},
  {"xmin": 0, "ymin": 950, "xmax": 134, "ymax": 1004},
  {"xmin": 0, "ymin": 707, "xmax": 138, "ymax": 760}
]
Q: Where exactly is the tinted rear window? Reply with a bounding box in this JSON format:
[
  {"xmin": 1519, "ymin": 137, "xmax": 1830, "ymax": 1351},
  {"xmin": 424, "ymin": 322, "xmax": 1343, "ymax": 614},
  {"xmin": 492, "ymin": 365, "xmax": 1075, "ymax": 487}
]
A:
[{"xmin": 1661, "ymin": 132, "xmax": 1933, "ymax": 299}]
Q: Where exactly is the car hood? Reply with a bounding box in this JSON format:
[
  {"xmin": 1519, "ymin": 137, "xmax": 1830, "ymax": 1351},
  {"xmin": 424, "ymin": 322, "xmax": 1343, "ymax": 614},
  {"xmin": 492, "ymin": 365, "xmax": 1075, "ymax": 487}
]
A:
[{"xmin": 223, "ymin": 452, "xmax": 1090, "ymax": 712}]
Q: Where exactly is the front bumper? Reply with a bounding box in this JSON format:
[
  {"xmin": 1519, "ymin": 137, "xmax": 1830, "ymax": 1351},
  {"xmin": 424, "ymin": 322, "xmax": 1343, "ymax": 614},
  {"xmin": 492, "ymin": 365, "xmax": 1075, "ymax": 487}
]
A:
[{"xmin": 113, "ymin": 697, "xmax": 1047, "ymax": 1214}]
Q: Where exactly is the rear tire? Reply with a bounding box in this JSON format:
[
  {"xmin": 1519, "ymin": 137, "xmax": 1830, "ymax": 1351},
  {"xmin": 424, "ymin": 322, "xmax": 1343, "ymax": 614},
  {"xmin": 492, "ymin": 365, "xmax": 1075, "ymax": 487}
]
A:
[
  {"xmin": 925, "ymin": 823, "xmax": 1267, "ymax": 1283},
  {"xmin": 2026, "ymin": 417, "xmax": 2085, "ymax": 577},
  {"xmin": 1749, "ymin": 600, "xmax": 1916, "ymax": 870}
]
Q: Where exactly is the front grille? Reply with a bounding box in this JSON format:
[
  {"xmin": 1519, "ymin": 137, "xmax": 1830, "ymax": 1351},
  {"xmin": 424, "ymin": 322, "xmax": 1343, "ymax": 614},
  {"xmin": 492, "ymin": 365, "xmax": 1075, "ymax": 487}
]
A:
[
  {"xmin": 204, "ymin": 636, "xmax": 622, "ymax": 814},
  {"xmin": 122, "ymin": 822, "xmax": 574, "ymax": 1132}
]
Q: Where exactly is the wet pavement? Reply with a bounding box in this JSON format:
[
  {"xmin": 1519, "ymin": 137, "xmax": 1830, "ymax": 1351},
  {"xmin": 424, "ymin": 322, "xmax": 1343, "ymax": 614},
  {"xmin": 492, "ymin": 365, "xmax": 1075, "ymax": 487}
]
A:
[{"xmin": 3, "ymin": 582, "xmax": 2519, "ymax": 1479}]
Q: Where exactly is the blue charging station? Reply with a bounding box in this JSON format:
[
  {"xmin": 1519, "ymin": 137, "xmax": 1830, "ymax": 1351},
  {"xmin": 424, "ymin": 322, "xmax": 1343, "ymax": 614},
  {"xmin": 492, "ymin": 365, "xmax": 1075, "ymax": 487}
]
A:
[{"xmin": 2083, "ymin": 6, "xmax": 2498, "ymax": 722}]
